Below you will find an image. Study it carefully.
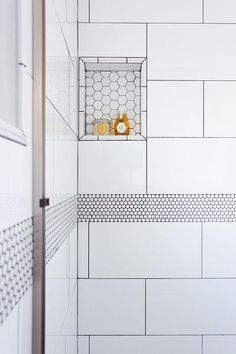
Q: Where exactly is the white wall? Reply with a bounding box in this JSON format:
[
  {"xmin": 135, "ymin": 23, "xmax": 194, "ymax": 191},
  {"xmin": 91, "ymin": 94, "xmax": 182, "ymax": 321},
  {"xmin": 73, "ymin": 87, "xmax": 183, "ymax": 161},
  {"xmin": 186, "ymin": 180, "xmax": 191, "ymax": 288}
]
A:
[{"xmin": 77, "ymin": 1, "xmax": 236, "ymax": 354}]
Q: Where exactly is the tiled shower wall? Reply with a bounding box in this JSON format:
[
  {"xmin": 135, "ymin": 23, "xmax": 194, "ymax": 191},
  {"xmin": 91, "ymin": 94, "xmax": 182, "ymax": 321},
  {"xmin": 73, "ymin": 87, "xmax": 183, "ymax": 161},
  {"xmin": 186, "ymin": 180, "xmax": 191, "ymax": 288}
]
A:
[
  {"xmin": 78, "ymin": 1, "xmax": 236, "ymax": 354},
  {"xmin": 46, "ymin": 0, "xmax": 78, "ymax": 353},
  {"xmin": 0, "ymin": 1, "xmax": 33, "ymax": 353}
]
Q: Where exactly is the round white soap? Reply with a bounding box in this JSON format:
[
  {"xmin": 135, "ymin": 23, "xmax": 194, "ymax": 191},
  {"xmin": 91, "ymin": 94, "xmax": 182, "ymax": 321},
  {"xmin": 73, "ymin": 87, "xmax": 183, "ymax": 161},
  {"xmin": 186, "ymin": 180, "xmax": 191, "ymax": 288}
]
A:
[{"xmin": 117, "ymin": 122, "xmax": 126, "ymax": 134}]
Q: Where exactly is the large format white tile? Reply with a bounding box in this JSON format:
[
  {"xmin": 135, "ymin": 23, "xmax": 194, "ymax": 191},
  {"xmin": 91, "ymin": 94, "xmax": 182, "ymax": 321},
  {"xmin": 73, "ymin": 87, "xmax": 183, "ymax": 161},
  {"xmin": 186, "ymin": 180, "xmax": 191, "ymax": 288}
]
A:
[
  {"xmin": 46, "ymin": 336, "xmax": 66, "ymax": 354},
  {"xmin": 203, "ymin": 223, "xmax": 236, "ymax": 278},
  {"xmin": 91, "ymin": 0, "xmax": 202, "ymax": 23},
  {"xmin": 205, "ymin": 0, "xmax": 236, "ymax": 23},
  {"xmin": 46, "ymin": 23, "xmax": 68, "ymax": 57},
  {"xmin": 61, "ymin": 23, "xmax": 77, "ymax": 57},
  {"xmin": 203, "ymin": 336, "xmax": 236, "ymax": 354},
  {"xmin": 66, "ymin": 336, "xmax": 78, "ymax": 354},
  {"xmin": 148, "ymin": 25, "xmax": 236, "ymax": 80},
  {"xmin": 78, "ymin": 223, "xmax": 89, "ymax": 278},
  {"xmin": 79, "ymin": 141, "xmax": 146, "ymax": 193},
  {"xmin": 205, "ymin": 82, "xmax": 236, "ymax": 137},
  {"xmin": 78, "ymin": 336, "xmax": 89, "ymax": 354},
  {"xmin": 79, "ymin": 24, "xmax": 146, "ymax": 57},
  {"xmin": 90, "ymin": 223, "xmax": 201, "ymax": 278},
  {"xmin": 18, "ymin": 288, "xmax": 32, "ymax": 354},
  {"xmin": 91, "ymin": 336, "xmax": 202, "ymax": 354},
  {"xmin": 78, "ymin": 279, "xmax": 145, "ymax": 335},
  {"xmin": 148, "ymin": 138, "xmax": 236, "ymax": 194},
  {"xmin": 147, "ymin": 279, "xmax": 236, "ymax": 334},
  {"xmin": 46, "ymin": 240, "xmax": 68, "ymax": 279},
  {"xmin": 78, "ymin": 0, "xmax": 89, "ymax": 22},
  {"xmin": 148, "ymin": 81, "xmax": 203, "ymax": 137},
  {"xmin": 66, "ymin": 0, "xmax": 78, "ymax": 22}
]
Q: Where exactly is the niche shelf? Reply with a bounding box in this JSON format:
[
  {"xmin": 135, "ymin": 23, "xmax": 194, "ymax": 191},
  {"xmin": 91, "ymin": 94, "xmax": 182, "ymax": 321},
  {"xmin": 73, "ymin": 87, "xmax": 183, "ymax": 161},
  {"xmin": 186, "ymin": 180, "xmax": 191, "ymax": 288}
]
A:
[{"xmin": 79, "ymin": 57, "xmax": 147, "ymax": 141}]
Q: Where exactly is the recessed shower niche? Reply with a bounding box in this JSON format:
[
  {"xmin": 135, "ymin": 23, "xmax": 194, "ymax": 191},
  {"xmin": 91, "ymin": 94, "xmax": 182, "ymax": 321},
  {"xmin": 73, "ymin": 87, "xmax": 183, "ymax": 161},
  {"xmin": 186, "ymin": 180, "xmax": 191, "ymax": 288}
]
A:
[{"xmin": 79, "ymin": 57, "xmax": 147, "ymax": 140}]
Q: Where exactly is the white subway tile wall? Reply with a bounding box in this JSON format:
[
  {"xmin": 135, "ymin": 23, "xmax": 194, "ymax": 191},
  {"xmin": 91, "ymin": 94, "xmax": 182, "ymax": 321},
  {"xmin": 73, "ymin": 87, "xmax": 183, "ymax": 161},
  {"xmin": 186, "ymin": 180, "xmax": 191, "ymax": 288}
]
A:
[
  {"xmin": 78, "ymin": 279, "xmax": 145, "ymax": 335},
  {"xmin": 148, "ymin": 25, "xmax": 236, "ymax": 80},
  {"xmin": 78, "ymin": 141, "xmax": 146, "ymax": 193},
  {"xmin": 89, "ymin": 223, "xmax": 201, "ymax": 278},
  {"xmin": 76, "ymin": 0, "xmax": 236, "ymax": 353},
  {"xmin": 148, "ymin": 81, "xmax": 203, "ymax": 137}
]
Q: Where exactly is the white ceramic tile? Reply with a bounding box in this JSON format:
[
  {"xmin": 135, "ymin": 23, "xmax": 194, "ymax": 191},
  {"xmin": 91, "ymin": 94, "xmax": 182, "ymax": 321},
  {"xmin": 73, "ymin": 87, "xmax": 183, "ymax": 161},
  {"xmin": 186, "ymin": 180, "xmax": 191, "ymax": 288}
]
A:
[
  {"xmin": 0, "ymin": 305, "xmax": 18, "ymax": 336},
  {"xmin": 148, "ymin": 81, "xmax": 203, "ymax": 137},
  {"xmin": 66, "ymin": 0, "xmax": 78, "ymax": 22},
  {"xmin": 46, "ymin": 23, "xmax": 68, "ymax": 57},
  {"xmin": 78, "ymin": 141, "xmax": 146, "ymax": 194},
  {"xmin": 205, "ymin": 82, "xmax": 236, "ymax": 137},
  {"xmin": 66, "ymin": 336, "xmax": 77, "ymax": 354},
  {"xmin": 0, "ymin": 336, "xmax": 18, "ymax": 354},
  {"xmin": 91, "ymin": 336, "xmax": 202, "ymax": 354},
  {"xmin": 91, "ymin": 0, "xmax": 202, "ymax": 23},
  {"xmin": 46, "ymin": 140, "xmax": 54, "ymax": 197},
  {"xmin": 78, "ymin": 336, "xmax": 89, "ymax": 354},
  {"xmin": 46, "ymin": 0, "xmax": 58, "ymax": 22},
  {"xmin": 69, "ymin": 226, "xmax": 77, "ymax": 279},
  {"xmin": 46, "ymin": 336, "xmax": 66, "ymax": 354},
  {"xmin": 148, "ymin": 25, "xmax": 236, "ymax": 80},
  {"xmin": 205, "ymin": 0, "xmax": 236, "ymax": 23},
  {"xmin": 18, "ymin": 287, "xmax": 32, "ymax": 354},
  {"xmin": 148, "ymin": 138, "xmax": 236, "ymax": 194},
  {"xmin": 203, "ymin": 336, "xmax": 236, "ymax": 354},
  {"xmin": 79, "ymin": 24, "xmax": 146, "ymax": 57},
  {"xmin": 78, "ymin": 223, "xmax": 89, "ymax": 278},
  {"xmin": 19, "ymin": 0, "xmax": 33, "ymax": 75},
  {"xmin": 61, "ymin": 286, "xmax": 77, "ymax": 335},
  {"xmin": 61, "ymin": 23, "xmax": 77, "ymax": 57},
  {"xmin": 78, "ymin": 279, "xmax": 145, "ymax": 335},
  {"xmin": 147, "ymin": 279, "xmax": 236, "ymax": 334},
  {"xmin": 78, "ymin": 0, "xmax": 89, "ymax": 22},
  {"xmin": 90, "ymin": 223, "xmax": 201, "ymax": 278},
  {"xmin": 46, "ymin": 279, "xmax": 69, "ymax": 335},
  {"xmin": 46, "ymin": 240, "xmax": 68, "ymax": 279},
  {"xmin": 0, "ymin": 138, "xmax": 9, "ymax": 194},
  {"xmin": 53, "ymin": 0, "xmax": 67, "ymax": 22},
  {"xmin": 54, "ymin": 140, "xmax": 77, "ymax": 195},
  {"xmin": 203, "ymin": 223, "xmax": 236, "ymax": 278}
]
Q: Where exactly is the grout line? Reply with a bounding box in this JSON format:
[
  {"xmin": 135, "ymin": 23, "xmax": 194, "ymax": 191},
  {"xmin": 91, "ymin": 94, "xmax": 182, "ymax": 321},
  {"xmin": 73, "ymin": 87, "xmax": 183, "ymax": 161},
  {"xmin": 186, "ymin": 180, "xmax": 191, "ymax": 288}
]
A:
[
  {"xmin": 75, "ymin": 277, "xmax": 236, "ymax": 280},
  {"xmin": 201, "ymin": 223, "xmax": 204, "ymax": 279},
  {"xmin": 77, "ymin": 333, "xmax": 236, "ymax": 337},
  {"xmin": 88, "ymin": 222, "xmax": 90, "ymax": 278},
  {"xmin": 203, "ymin": 80, "xmax": 205, "ymax": 137},
  {"xmin": 78, "ymin": 21, "xmax": 236, "ymax": 25},
  {"xmin": 145, "ymin": 279, "xmax": 147, "ymax": 335}
]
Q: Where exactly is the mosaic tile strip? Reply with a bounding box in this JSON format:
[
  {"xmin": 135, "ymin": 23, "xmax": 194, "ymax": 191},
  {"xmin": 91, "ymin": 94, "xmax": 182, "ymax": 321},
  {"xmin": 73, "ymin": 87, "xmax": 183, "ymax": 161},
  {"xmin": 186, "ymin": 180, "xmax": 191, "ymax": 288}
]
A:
[
  {"xmin": 0, "ymin": 218, "xmax": 33, "ymax": 326},
  {"xmin": 78, "ymin": 194, "xmax": 236, "ymax": 222},
  {"xmin": 46, "ymin": 195, "xmax": 78, "ymax": 263}
]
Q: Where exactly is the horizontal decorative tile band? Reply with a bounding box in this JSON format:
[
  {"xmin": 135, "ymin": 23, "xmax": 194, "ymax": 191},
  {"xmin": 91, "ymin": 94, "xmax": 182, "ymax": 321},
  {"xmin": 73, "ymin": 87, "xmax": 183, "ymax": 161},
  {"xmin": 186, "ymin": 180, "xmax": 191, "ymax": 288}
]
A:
[
  {"xmin": 78, "ymin": 194, "xmax": 236, "ymax": 222},
  {"xmin": 0, "ymin": 217, "xmax": 33, "ymax": 326},
  {"xmin": 46, "ymin": 195, "xmax": 78, "ymax": 263}
]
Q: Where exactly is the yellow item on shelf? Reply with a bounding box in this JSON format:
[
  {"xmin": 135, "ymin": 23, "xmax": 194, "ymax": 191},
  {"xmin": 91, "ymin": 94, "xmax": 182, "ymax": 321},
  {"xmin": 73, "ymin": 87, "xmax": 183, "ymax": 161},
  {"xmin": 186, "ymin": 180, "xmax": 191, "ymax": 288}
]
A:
[
  {"xmin": 93, "ymin": 119, "xmax": 111, "ymax": 136},
  {"xmin": 114, "ymin": 110, "xmax": 130, "ymax": 135}
]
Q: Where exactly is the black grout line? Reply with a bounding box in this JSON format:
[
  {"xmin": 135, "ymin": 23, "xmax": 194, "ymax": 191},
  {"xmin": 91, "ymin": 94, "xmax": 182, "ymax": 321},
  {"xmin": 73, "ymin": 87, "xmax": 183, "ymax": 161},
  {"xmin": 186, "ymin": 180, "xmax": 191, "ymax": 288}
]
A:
[
  {"xmin": 203, "ymin": 80, "xmax": 205, "ymax": 137},
  {"xmin": 78, "ymin": 21, "xmax": 236, "ymax": 25},
  {"xmin": 88, "ymin": 222, "xmax": 90, "ymax": 278},
  {"xmin": 202, "ymin": 0, "xmax": 205, "ymax": 24},
  {"xmin": 78, "ymin": 333, "xmax": 236, "ymax": 337},
  {"xmin": 145, "ymin": 279, "xmax": 147, "ymax": 335},
  {"xmin": 147, "ymin": 136, "xmax": 236, "ymax": 139},
  {"xmin": 147, "ymin": 79, "xmax": 236, "ymax": 82},
  {"xmin": 201, "ymin": 223, "xmax": 204, "ymax": 279},
  {"xmin": 76, "ymin": 277, "xmax": 236, "ymax": 280}
]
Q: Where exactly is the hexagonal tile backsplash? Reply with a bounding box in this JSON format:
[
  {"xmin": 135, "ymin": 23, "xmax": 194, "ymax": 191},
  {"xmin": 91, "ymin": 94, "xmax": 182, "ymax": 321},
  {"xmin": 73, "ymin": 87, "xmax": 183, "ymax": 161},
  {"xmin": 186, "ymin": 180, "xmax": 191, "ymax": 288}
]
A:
[{"xmin": 85, "ymin": 69, "xmax": 141, "ymax": 135}]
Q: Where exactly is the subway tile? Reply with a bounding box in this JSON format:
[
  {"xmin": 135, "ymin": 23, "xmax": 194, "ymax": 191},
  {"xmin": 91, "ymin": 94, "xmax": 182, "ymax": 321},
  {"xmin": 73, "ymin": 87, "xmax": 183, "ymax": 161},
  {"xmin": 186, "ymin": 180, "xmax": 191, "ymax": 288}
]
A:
[
  {"xmin": 203, "ymin": 336, "xmax": 236, "ymax": 354},
  {"xmin": 147, "ymin": 138, "xmax": 236, "ymax": 194},
  {"xmin": 205, "ymin": 0, "xmax": 236, "ymax": 23},
  {"xmin": 205, "ymin": 82, "xmax": 236, "ymax": 137},
  {"xmin": 203, "ymin": 223, "xmax": 236, "ymax": 278},
  {"xmin": 148, "ymin": 81, "xmax": 203, "ymax": 137},
  {"xmin": 78, "ymin": 141, "xmax": 146, "ymax": 194},
  {"xmin": 90, "ymin": 336, "xmax": 202, "ymax": 354},
  {"xmin": 46, "ymin": 23, "xmax": 68, "ymax": 57},
  {"xmin": 147, "ymin": 279, "xmax": 236, "ymax": 334},
  {"xmin": 78, "ymin": 279, "xmax": 145, "ymax": 335},
  {"xmin": 78, "ymin": 336, "xmax": 89, "ymax": 354},
  {"xmin": 78, "ymin": 223, "xmax": 89, "ymax": 278},
  {"xmin": 90, "ymin": 223, "xmax": 201, "ymax": 278},
  {"xmin": 78, "ymin": 0, "xmax": 89, "ymax": 22},
  {"xmin": 91, "ymin": 0, "xmax": 202, "ymax": 23},
  {"xmin": 79, "ymin": 24, "xmax": 146, "ymax": 57},
  {"xmin": 148, "ymin": 25, "xmax": 236, "ymax": 80}
]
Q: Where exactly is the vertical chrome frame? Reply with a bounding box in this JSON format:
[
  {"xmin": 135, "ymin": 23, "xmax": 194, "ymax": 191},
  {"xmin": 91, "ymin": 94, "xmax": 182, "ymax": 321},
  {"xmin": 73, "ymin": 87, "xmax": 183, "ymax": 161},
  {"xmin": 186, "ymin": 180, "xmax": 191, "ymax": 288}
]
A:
[{"xmin": 32, "ymin": 0, "xmax": 46, "ymax": 353}]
